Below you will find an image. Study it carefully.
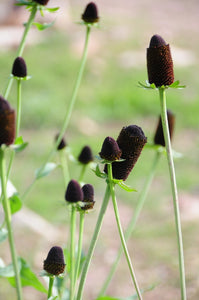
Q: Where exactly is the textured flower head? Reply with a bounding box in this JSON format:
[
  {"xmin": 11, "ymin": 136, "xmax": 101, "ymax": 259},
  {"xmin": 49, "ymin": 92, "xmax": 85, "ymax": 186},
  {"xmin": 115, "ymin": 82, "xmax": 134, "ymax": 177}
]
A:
[
  {"xmin": 33, "ymin": 0, "xmax": 49, "ymax": 5},
  {"xmin": 78, "ymin": 145, "xmax": 93, "ymax": 164},
  {"xmin": 147, "ymin": 34, "xmax": 174, "ymax": 87},
  {"xmin": 99, "ymin": 136, "xmax": 122, "ymax": 161},
  {"xmin": 154, "ymin": 110, "xmax": 175, "ymax": 146},
  {"xmin": 82, "ymin": 2, "xmax": 99, "ymax": 24},
  {"xmin": 12, "ymin": 57, "xmax": 27, "ymax": 78},
  {"xmin": 43, "ymin": 246, "xmax": 65, "ymax": 276},
  {"xmin": 81, "ymin": 183, "xmax": 95, "ymax": 210},
  {"xmin": 55, "ymin": 134, "xmax": 67, "ymax": 151},
  {"xmin": 0, "ymin": 96, "xmax": 15, "ymax": 146},
  {"xmin": 65, "ymin": 180, "xmax": 84, "ymax": 203}
]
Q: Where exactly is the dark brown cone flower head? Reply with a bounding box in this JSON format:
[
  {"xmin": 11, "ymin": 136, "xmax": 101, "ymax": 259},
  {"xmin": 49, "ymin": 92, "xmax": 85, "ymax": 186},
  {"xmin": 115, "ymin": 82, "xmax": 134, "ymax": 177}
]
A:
[
  {"xmin": 12, "ymin": 57, "xmax": 27, "ymax": 78},
  {"xmin": 65, "ymin": 180, "xmax": 84, "ymax": 203},
  {"xmin": 33, "ymin": 0, "xmax": 49, "ymax": 5},
  {"xmin": 107, "ymin": 125, "xmax": 147, "ymax": 181},
  {"xmin": 43, "ymin": 246, "xmax": 65, "ymax": 276},
  {"xmin": 81, "ymin": 183, "xmax": 95, "ymax": 210},
  {"xmin": 78, "ymin": 145, "xmax": 93, "ymax": 164},
  {"xmin": 82, "ymin": 2, "xmax": 99, "ymax": 23},
  {"xmin": 154, "ymin": 110, "xmax": 175, "ymax": 146},
  {"xmin": 0, "ymin": 96, "xmax": 15, "ymax": 147},
  {"xmin": 99, "ymin": 136, "xmax": 122, "ymax": 161},
  {"xmin": 55, "ymin": 134, "xmax": 67, "ymax": 151},
  {"xmin": 147, "ymin": 34, "xmax": 174, "ymax": 87}
]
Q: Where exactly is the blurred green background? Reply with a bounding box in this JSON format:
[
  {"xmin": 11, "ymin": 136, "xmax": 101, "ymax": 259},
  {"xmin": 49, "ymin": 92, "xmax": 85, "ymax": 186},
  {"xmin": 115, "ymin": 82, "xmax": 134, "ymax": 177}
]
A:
[{"xmin": 0, "ymin": 0, "xmax": 199, "ymax": 299}]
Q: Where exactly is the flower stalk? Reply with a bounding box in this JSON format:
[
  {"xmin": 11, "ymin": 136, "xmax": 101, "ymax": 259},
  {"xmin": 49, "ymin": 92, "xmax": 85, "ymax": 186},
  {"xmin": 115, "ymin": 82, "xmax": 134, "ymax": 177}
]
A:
[
  {"xmin": 159, "ymin": 87, "xmax": 186, "ymax": 300},
  {"xmin": 47, "ymin": 276, "xmax": 55, "ymax": 299}
]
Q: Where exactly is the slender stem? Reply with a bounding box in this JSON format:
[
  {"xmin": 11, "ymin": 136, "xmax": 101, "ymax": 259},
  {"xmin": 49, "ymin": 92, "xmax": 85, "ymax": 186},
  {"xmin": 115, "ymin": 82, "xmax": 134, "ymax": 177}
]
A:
[
  {"xmin": 0, "ymin": 148, "xmax": 23, "ymax": 300},
  {"xmin": 4, "ymin": 4, "xmax": 37, "ymax": 99},
  {"xmin": 107, "ymin": 163, "xmax": 143, "ymax": 300},
  {"xmin": 159, "ymin": 88, "xmax": 186, "ymax": 300},
  {"xmin": 47, "ymin": 276, "xmax": 55, "ymax": 299},
  {"xmin": 70, "ymin": 205, "xmax": 77, "ymax": 300},
  {"xmin": 76, "ymin": 185, "xmax": 110, "ymax": 300},
  {"xmin": 74, "ymin": 212, "xmax": 85, "ymax": 286},
  {"xmin": 78, "ymin": 165, "xmax": 87, "ymax": 184},
  {"xmin": 99, "ymin": 152, "xmax": 160, "ymax": 296},
  {"xmin": 59, "ymin": 149, "xmax": 70, "ymax": 188},
  {"xmin": 16, "ymin": 80, "xmax": 22, "ymax": 138},
  {"xmin": 23, "ymin": 25, "xmax": 92, "ymax": 197}
]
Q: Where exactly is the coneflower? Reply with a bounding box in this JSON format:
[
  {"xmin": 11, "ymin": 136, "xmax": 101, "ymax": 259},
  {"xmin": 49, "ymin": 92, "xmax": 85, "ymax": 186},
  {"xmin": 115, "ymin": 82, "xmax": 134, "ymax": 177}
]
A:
[
  {"xmin": 99, "ymin": 136, "xmax": 122, "ymax": 161},
  {"xmin": 82, "ymin": 2, "xmax": 99, "ymax": 24},
  {"xmin": 55, "ymin": 134, "xmax": 67, "ymax": 151},
  {"xmin": 78, "ymin": 145, "xmax": 93, "ymax": 164},
  {"xmin": 43, "ymin": 246, "xmax": 66, "ymax": 276},
  {"xmin": 65, "ymin": 180, "xmax": 84, "ymax": 203},
  {"xmin": 147, "ymin": 34, "xmax": 174, "ymax": 87},
  {"xmin": 33, "ymin": 0, "xmax": 49, "ymax": 5},
  {"xmin": 12, "ymin": 57, "xmax": 27, "ymax": 78},
  {"xmin": 0, "ymin": 96, "xmax": 15, "ymax": 146},
  {"xmin": 154, "ymin": 110, "xmax": 175, "ymax": 146},
  {"xmin": 81, "ymin": 183, "xmax": 95, "ymax": 210}
]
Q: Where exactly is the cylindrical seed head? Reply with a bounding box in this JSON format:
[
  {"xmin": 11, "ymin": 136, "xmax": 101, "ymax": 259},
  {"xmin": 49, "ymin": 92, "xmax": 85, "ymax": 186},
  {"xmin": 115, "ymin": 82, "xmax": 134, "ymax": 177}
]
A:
[
  {"xmin": 65, "ymin": 180, "xmax": 84, "ymax": 203},
  {"xmin": 99, "ymin": 136, "xmax": 122, "ymax": 161},
  {"xmin": 154, "ymin": 110, "xmax": 175, "ymax": 146},
  {"xmin": 81, "ymin": 183, "xmax": 95, "ymax": 210},
  {"xmin": 43, "ymin": 246, "xmax": 66, "ymax": 276},
  {"xmin": 12, "ymin": 57, "xmax": 27, "ymax": 78},
  {"xmin": 33, "ymin": 0, "xmax": 50, "ymax": 5},
  {"xmin": 82, "ymin": 2, "xmax": 99, "ymax": 23},
  {"xmin": 0, "ymin": 96, "xmax": 15, "ymax": 146},
  {"xmin": 147, "ymin": 34, "xmax": 174, "ymax": 87},
  {"xmin": 78, "ymin": 145, "xmax": 93, "ymax": 164}
]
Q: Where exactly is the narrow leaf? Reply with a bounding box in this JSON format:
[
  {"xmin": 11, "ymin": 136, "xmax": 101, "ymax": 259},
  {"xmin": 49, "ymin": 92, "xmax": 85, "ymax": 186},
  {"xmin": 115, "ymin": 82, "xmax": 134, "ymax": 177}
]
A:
[
  {"xmin": 46, "ymin": 7, "xmax": 60, "ymax": 12},
  {"xmin": 0, "ymin": 228, "xmax": 8, "ymax": 244},
  {"xmin": 33, "ymin": 21, "xmax": 55, "ymax": 31},
  {"xmin": 11, "ymin": 136, "xmax": 28, "ymax": 153},
  {"xmin": 35, "ymin": 162, "xmax": 57, "ymax": 180},
  {"xmin": 9, "ymin": 194, "xmax": 22, "ymax": 214}
]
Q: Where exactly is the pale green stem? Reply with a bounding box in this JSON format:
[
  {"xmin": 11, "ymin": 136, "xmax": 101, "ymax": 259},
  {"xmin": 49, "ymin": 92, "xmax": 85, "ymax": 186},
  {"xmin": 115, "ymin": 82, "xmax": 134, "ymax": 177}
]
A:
[
  {"xmin": 74, "ymin": 212, "xmax": 85, "ymax": 288},
  {"xmin": 107, "ymin": 163, "xmax": 143, "ymax": 300},
  {"xmin": 59, "ymin": 149, "xmax": 70, "ymax": 188},
  {"xmin": 16, "ymin": 79, "xmax": 22, "ymax": 138},
  {"xmin": 70, "ymin": 205, "xmax": 77, "ymax": 300},
  {"xmin": 0, "ymin": 148, "xmax": 23, "ymax": 300},
  {"xmin": 22, "ymin": 25, "xmax": 92, "ymax": 199},
  {"xmin": 4, "ymin": 4, "xmax": 37, "ymax": 99},
  {"xmin": 99, "ymin": 151, "xmax": 160, "ymax": 296},
  {"xmin": 78, "ymin": 165, "xmax": 87, "ymax": 184},
  {"xmin": 76, "ymin": 185, "xmax": 110, "ymax": 300},
  {"xmin": 47, "ymin": 276, "xmax": 55, "ymax": 299},
  {"xmin": 159, "ymin": 88, "xmax": 186, "ymax": 300}
]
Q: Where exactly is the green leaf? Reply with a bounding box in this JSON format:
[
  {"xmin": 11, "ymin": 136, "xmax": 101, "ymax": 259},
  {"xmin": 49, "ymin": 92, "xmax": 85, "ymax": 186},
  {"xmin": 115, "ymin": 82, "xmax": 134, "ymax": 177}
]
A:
[
  {"xmin": 35, "ymin": 162, "xmax": 57, "ymax": 180},
  {"xmin": 169, "ymin": 80, "xmax": 186, "ymax": 89},
  {"xmin": 9, "ymin": 194, "xmax": 22, "ymax": 214},
  {"xmin": 138, "ymin": 81, "xmax": 156, "ymax": 90},
  {"xmin": 7, "ymin": 258, "xmax": 47, "ymax": 293},
  {"xmin": 33, "ymin": 21, "xmax": 55, "ymax": 31},
  {"xmin": 46, "ymin": 7, "xmax": 60, "ymax": 13},
  {"xmin": 0, "ymin": 229, "xmax": 8, "ymax": 244},
  {"xmin": 92, "ymin": 164, "xmax": 107, "ymax": 179},
  {"xmin": 11, "ymin": 136, "xmax": 28, "ymax": 153},
  {"xmin": 0, "ymin": 259, "xmax": 21, "ymax": 277},
  {"xmin": 15, "ymin": 0, "xmax": 35, "ymax": 6},
  {"xmin": 96, "ymin": 297, "xmax": 119, "ymax": 300},
  {"xmin": 116, "ymin": 181, "xmax": 137, "ymax": 192}
]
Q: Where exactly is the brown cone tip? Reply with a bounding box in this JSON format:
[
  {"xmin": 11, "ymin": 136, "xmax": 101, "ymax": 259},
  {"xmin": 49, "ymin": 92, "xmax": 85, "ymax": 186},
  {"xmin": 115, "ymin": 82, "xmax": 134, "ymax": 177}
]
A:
[
  {"xmin": 65, "ymin": 180, "xmax": 84, "ymax": 203},
  {"xmin": 149, "ymin": 34, "xmax": 167, "ymax": 48},
  {"xmin": 82, "ymin": 2, "xmax": 99, "ymax": 23},
  {"xmin": 78, "ymin": 145, "xmax": 93, "ymax": 164},
  {"xmin": 12, "ymin": 57, "xmax": 27, "ymax": 78},
  {"xmin": 0, "ymin": 96, "xmax": 15, "ymax": 146},
  {"xmin": 81, "ymin": 183, "xmax": 95, "ymax": 210},
  {"xmin": 33, "ymin": 0, "xmax": 49, "ymax": 5},
  {"xmin": 43, "ymin": 246, "xmax": 65, "ymax": 276},
  {"xmin": 154, "ymin": 110, "xmax": 175, "ymax": 146},
  {"xmin": 99, "ymin": 136, "xmax": 122, "ymax": 161}
]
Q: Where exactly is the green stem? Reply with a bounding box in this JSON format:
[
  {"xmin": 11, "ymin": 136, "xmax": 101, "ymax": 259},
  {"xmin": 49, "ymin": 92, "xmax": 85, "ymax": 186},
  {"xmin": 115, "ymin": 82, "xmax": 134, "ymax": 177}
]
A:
[
  {"xmin": 78, "ymin": 165, "xmax": 87, "ymax": 184},
  {"xmin": 159, "ymin": 88, "xmax": 186, "ymax": 300},
  {"xmin": 107, "ymin": 163, "xmax": 143, "ymax": 300},
  {"xmin": 59, "ymin": 150, "xmax": 70, "ymax": 188},
  {"xmin": 4, "ymin": 4, "xmax": 37, "ymax": 99},
  {"xmin": 16, "ymin": 79, "xmax": 22, "ymax": 138},
  {"xmin": 47, "ymin": 276, "xmax": 55, "ymax": 299},
  {"xmin": 70, "ymin": 205, "xmax": 77, "ymax": 300},
  {"xmin": 74, "ymin": 212, "xmax": 85, "ymax": 287},
  {"xmin": 99, "ymin": 151, "xmax": 160, "ymax": 296},
  {"xmin": 76, "ymin": 185, "xmax": 110, "ymax": 300},
  {"xmin": 22, "ymin": 25, "xmax": 92, "ymax": 198},
  {"xmin": 0, "ymin": 148, "xmax": 23, "ymax": 300}
]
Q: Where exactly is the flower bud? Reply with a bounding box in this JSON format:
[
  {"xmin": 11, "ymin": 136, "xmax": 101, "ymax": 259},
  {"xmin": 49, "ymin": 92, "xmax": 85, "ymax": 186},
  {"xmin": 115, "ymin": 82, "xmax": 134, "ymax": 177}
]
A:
[
  {"xmin": 0, "ymin": 96, "xmax": 15, "ymax": 146},
  {"xmin": 65, "ymin": 180, "xmax": 84, "ymax": 203},
  {"xmin": 78, "ymin": 145, "xmax": 93, "ymax": 164},
  {"xmin": 12, "ymin": 57, "xmax": 27, "ymax": 78},
  {"xmin": 154, "ymin": 110, "xmax": 175, "ymax": 146},
  {"xmin": 81, "ymin": 183, "xmax": 95, "ymax": 210},
  {"xmin": 107, "ymin": 125, "xmax": 147, "ymax": 181},
  {"xmin": 147, "ymin": 34, "xmax": 174, "ymax": 87},
  {"xmin": 33, "ymin": 0, "xmax": 49, "ymax": 5},
  {"xmin": 99, "ymin": 136, "xmax": 122, "ymax": 161},
  {"xmin": 82, "ymin": 2, "xmax": 99, "ymax": 24},
  {"xmin": 55, "ymin": 134, "xmax": 67, "ymax": 151},
  {"xmin": 43, "ymin": 246, "xmax": 65, "ymax": 276}
]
